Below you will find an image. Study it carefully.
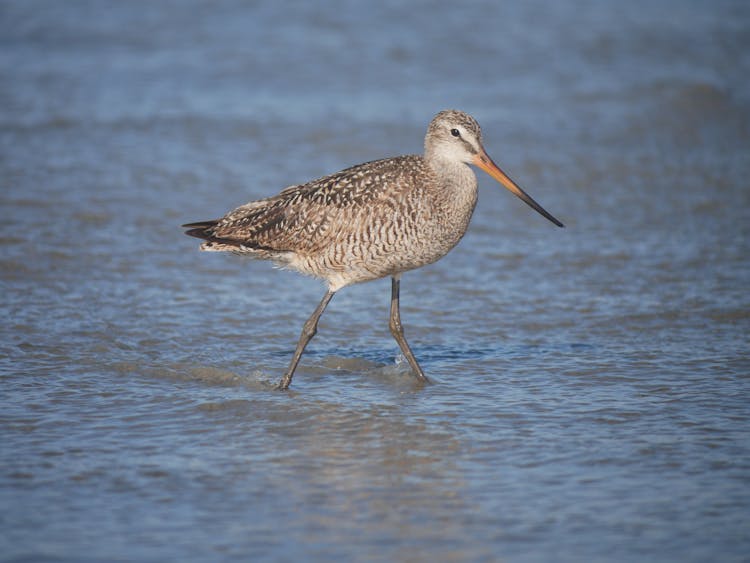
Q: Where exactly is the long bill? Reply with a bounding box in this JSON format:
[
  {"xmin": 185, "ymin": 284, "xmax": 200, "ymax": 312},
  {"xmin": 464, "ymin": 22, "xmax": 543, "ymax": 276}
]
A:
[{"xmin": 473, "ymin": 152, "xmax": 564, "ymax": 228}]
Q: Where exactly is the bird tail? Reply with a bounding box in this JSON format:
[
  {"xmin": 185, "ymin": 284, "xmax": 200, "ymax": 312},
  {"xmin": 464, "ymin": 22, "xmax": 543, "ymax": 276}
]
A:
[
  {"xmin": 182, "ymin": 219, "xmax": 280, "ymax": 254},
  {"xmin": 182, "ymin": 219, "xmax": 259, "ymax": 252}
]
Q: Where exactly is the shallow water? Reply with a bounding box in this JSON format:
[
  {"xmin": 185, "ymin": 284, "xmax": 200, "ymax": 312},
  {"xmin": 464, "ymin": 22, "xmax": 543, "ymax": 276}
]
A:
[{"xmin": 2, "ymin": 1, "xmax": 750, "ymax": 561}]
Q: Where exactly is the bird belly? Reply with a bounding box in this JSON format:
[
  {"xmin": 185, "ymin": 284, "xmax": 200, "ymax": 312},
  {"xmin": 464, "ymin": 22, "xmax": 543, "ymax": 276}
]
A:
[{"xmin": 284, "ymin": 191, "xmax": 477, "ymax": 291}]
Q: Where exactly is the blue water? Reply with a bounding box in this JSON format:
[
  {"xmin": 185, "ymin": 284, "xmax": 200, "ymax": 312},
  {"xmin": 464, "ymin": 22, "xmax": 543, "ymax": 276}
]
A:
[{"xmin": 2, "ymin": 1, "xmax": 749, "ymax": 561}]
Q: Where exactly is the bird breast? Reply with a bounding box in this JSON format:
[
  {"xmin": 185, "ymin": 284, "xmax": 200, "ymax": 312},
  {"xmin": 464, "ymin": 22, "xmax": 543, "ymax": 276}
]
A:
[{"xmin": 286, "ymin": 156, "xmax": 479, "ymax": 290}]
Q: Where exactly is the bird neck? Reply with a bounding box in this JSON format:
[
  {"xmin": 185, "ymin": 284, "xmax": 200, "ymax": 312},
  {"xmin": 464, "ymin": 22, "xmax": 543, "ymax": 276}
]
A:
[{"xmin": 425, "ymin": 153, "xmax": 477, "ymax": 193}]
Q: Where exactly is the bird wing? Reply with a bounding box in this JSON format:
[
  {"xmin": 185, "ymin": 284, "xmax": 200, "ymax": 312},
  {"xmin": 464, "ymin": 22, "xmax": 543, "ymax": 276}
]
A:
[{"xmin": 205, "ymin": 156, "xmax": 426, "ymax": 255}]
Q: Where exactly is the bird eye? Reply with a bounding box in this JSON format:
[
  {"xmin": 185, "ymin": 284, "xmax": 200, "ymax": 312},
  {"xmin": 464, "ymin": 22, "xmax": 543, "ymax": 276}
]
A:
[{"xmin": 450, "ymin": 128, "xmax": 461, "ymax": 137}]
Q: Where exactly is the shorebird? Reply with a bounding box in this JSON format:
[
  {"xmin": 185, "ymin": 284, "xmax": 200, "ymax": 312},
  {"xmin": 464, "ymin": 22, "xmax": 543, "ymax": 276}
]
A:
[{"xmin": 184, "ymin": 109, "xmax": 563, "ymax": 389}]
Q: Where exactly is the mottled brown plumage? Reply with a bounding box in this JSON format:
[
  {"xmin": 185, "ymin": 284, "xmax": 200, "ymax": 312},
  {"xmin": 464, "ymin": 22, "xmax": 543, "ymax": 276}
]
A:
[{"xmin": 183, "ymin": 109, "xmax": 563, "ymax": 389}]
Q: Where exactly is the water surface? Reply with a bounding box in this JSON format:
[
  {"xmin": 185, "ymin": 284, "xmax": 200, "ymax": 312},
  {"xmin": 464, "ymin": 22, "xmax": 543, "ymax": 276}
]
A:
[{"xmin": 1, "ymin": 1, "xmax": 749, "ymax": 561}]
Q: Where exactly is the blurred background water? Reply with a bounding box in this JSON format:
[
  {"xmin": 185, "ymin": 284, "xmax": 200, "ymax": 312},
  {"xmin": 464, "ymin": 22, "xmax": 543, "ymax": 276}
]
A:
[{"xmin": 1, "ymin": 0, "xmax": 749, "ymax": 561}]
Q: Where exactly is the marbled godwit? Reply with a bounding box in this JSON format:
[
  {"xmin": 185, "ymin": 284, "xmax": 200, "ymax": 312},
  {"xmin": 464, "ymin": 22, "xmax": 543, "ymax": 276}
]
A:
[{"xmin": 183, "ymin": 110, "xmax": 563, "ymax": 389}]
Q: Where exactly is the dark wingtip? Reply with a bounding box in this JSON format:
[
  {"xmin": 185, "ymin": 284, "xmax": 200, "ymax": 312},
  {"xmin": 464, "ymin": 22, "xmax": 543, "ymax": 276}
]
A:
[
  {"xmin": 182, "ymin": 220, "xmax": 218, "ymax": 229},
  {"xmin": 182, "ymin": 220, "xmax": 218, "ymax": 240}
]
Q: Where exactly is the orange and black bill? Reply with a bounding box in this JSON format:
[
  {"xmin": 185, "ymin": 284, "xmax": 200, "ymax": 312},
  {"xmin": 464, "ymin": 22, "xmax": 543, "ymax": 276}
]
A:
[{"xmin": 474, "ymin": 152, "xmax": 564, "ymax": 228}]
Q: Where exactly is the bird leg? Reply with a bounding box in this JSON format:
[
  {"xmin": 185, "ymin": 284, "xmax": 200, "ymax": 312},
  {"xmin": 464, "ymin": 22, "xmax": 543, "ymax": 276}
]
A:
[
  {"xmin": 278, "ymin": 289, "xmax": 335, "ymax": 390},
  {"xmin": 389, "ymin": 276, "xmax": 430, "ymax": 383}
]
